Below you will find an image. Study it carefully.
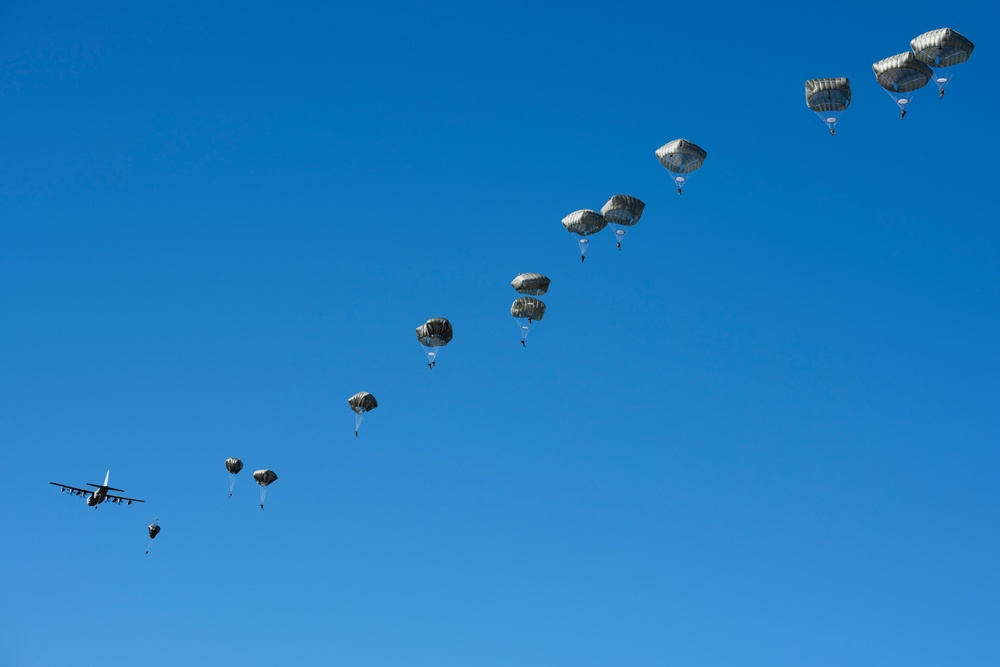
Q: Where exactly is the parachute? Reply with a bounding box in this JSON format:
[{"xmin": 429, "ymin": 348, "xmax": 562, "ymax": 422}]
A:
[
  {"xmin": 805, "ymin": 78, "xmax": 851, "ymax": 135},
  {"xmin": 655, "ymin": 139, "xmax": 707, "ymax": 194},
  {"xmin": 348, "ymin": 391, "xmax": 378, "ymax": 437},
  {"xmin": 511, "ymin": 296, "xmax": 546, "ymax": 347},
  {"xmin": 561, "ymin": 209, "xmax": 607, "ymax": 262},
  {"xmin": 910, "ymin": 28, "xmax": 974, "ymax": 98},
  {"xmin": 416, "ymin": 318, "xmax": 453, "ymax": 369},
  {"xmin": 145, "ymin": 519, "xmax": 160, "ymax": 555},
  {"xmin": 600, "ymin": 195, "xmax": 646, "ymax": 250},
  {"xmin": 253, "ymin": 469, "xmax": 278, "ymax": 509},
  {"xmin": 872, "ymin": 52, "xmax": 934, "ymax": 118},
  {"xmin": 225, "ymin": 457, "xmax": 243, "ymax": 498},
  {"xmin": 511, "ymin": 273, "xmax": 550, "ymax": 296}
]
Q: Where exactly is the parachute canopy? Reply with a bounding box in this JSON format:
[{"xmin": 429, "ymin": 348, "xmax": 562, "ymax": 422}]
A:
[
  {"xmin": 253, "ymin": 469, "xmax": 278, "ymax": 487},
  {"xmin": 655, "ymin": 139, "xmax": 706, "ymax": 174},
  {"xmin": 562, "ymin": 210, "xmax": 607, "ymax": 262},
  {"xmin": 655, "ymin": 139, "xmax": 706, "ymax": 194},
  {"xmin": 911, "ymin": 28, "xmax": 974, "ymax": 67},
  {"xmin": 911, "ymin": 28, "xmax": 974, "ymax": 97},
  {"xmin": 348, "ymin": 392, "xmax": 378, "ymax": 414},
  {"xmin": 873, "ymin": 52, "xmax": 934, "ymax": 92},
  {"xmin": 805, "ymin": 78, "xmax": 851, "ymax": 134},
  {"xmin": 873, "ymin": 52, "xmax": 933, "ymax": 117},
  {"xmin": 561, "ymin": 210, "xmax": 606, "ymax": 236},
  {"xmin": 511, "ymin": 297, "xmax": 546, "ymax": 322},
  {"xmin": 511, "ymin": 273, "xmax": 550, "ymax": 296},
  {"xmin": 416, "ymin": 318, "xmax": 453, "ymax": 347},
  {"xmin": 601, "ymin": 195, "xmax": 645, "ymax": 228}
]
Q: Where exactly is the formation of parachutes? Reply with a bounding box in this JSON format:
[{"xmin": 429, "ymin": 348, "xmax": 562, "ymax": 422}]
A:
[
  {"xmin": 341, "ymin": 25, "xmax": 984, "ymax": 468},
  {"xmin": 221, "ymin": 457, "xmax": 279, "ymax": 509},
  {"xmin": 561, "ymin": 195, "xmax": 651, "ymax": 262},
  {"xmin": 115, "ymin": 25, "xmax": 975, "ymax": 555},
  {"xmin": 511, "ymin": 273, "xmax": 550, "ymax": 347},
  {"xmin": 809, "ymin": 27, "xmax": 974, "ymax": 131}
]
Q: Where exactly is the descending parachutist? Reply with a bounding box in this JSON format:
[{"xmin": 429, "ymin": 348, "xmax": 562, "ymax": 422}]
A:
[
  {"xmin": 900, "ymin": 109, "xmax": 906, "ymax": 119},
  {"xmin": 348, "ymin": 392, "xmax": 377, "ymax": 438},
  {"xmin": 226, "ymin": 457, "xmax": 243, "ymax": 497},
  {"xmin": 254, "ymin": 469, "xmax": 277, "ymax": 509},
  {"xmin": 911, "ymin": 29, "xmax": 974, "ymax": 100},
  {"xmin": 677, "ymin": 187, "xmax": 683, "ymax": 195},
  {"xmin": 510, "ymin": 275, "xmax": 548, "ymax": 348},
  {"xmin": 563, "ymin": 212, "xmax": 602, "ymax": 263},
  {"xmin": 416, "ymin": 318, "xmax": 452, "ymax": 371},
  {"xmin": 145, "ymin": 520, "xmax": 160, "ymax": 554}
]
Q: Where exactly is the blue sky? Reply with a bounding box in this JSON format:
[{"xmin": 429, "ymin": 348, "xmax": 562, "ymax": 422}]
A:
[{"xmin": 2, "ymin": 2, "xmax": 998, "ymax": 665}]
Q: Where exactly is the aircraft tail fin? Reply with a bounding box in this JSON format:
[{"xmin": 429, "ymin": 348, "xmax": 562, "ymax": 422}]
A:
[{"xmin": 86, "ymin": 470, "xmax": 124, "ymax": 491}]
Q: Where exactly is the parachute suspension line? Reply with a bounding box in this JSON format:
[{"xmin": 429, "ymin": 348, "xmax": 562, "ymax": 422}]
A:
[
  {"xmin": 425, "ymin": 347, "xmax": 438, "ymax": 370},
  {"xmin": 259, "ymin": 486, "xmax": 267, "ymax": 509},
  {"xmin": 813, "ymin": 111, "xmax": 840, "ymax": 135},
  {"xmin": 674, "ymin": 175, "xmax": 686, "ymax": 195},
  {"xmin": 228, "ymin": 474, "xmax": 237, "ymax": 498},
  {"xmin": 934, "ymin": 72, "xmax": 952, "ymax": 98},
  {"xmin": 578, "ymin": 238, "xmax": 589, "ymax": 262},
  {"xmin": 145, "ymin": 538, "xmax": 154, "ymax": 555},
  {"xmin": 883, "ymin": 89, "xmax": 912, "ymax": 119},
  {"xmin": 354, "ymin": 411, "xmax": 365, "ymax": 437}
]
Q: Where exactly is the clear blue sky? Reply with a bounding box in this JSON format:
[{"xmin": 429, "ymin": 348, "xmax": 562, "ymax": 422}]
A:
[{"xmin": 2, "ymin": 2, "xmax": 998, "ymax": 665}]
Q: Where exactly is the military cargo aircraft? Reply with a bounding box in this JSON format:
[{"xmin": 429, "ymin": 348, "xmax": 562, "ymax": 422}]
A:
[{"xmin": 50, "ymin": 471, "xmax": 145, "ymax": 508}]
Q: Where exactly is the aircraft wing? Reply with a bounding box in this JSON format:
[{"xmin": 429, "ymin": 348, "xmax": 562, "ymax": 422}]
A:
[
  {"xmin": 50, "ymin": 482, "xmax": 90, "ymax": 495},
  {"xmin": 106, "ymin": 494, "xmax": 144, "ymax": 504}
]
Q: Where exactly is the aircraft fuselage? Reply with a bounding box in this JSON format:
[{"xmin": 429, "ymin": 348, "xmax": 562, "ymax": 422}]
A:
[{"xmin": 86, "ymin": 488, "xmax": 107, "ymax": 506}]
